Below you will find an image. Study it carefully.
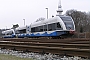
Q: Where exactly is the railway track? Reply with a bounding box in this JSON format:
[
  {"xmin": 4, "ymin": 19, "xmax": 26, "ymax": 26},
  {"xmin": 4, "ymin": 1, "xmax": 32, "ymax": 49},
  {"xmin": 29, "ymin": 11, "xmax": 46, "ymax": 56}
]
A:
[
  {"xmin": 0, "ymin": 38, "xmax": 90, "ymax": 58},
  {"xmin": 0, "ymin": 41, "xmax": 89, "ymax": 49}
]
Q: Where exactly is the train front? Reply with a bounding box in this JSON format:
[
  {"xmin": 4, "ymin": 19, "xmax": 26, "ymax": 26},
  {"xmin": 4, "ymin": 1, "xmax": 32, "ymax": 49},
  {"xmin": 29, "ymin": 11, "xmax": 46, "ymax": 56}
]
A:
[{"xmin": 59, "ymin": 15, "xmax": 75, "ymax": 36}]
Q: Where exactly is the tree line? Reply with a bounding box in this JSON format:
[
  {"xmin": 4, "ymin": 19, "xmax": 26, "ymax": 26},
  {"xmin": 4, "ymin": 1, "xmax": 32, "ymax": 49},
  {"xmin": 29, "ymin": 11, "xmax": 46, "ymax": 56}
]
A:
[{"xmin": 65, "ymin": 9, "xmax": 90, "ymax": 33}]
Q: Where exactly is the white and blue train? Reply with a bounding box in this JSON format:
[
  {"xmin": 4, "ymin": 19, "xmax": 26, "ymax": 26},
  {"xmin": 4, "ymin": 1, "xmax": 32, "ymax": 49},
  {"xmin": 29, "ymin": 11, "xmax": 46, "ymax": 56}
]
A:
[{"xmin": 2, "ymin": 15, "xmax": 75, "ymax": 38}]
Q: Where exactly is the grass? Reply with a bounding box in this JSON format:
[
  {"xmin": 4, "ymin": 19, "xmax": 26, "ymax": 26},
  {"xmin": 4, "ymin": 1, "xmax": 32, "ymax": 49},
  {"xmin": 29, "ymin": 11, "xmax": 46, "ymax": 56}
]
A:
[{"xmin": 0, "ymin": 54, "xmax": 33, "ymax": 60}]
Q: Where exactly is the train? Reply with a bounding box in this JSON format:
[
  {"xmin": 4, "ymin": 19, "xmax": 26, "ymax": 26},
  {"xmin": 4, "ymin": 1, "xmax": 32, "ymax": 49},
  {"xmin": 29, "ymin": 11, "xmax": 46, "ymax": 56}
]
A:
[{"xmin": 2, "ymin": 15, "xmax": 75, "ymax": 38}]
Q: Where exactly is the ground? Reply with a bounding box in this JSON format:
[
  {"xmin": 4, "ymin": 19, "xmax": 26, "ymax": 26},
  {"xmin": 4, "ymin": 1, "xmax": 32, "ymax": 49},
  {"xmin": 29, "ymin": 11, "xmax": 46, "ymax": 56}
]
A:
[{"xmin": 0, "ymin": 54, "xmax": 33, "ymax": 60}]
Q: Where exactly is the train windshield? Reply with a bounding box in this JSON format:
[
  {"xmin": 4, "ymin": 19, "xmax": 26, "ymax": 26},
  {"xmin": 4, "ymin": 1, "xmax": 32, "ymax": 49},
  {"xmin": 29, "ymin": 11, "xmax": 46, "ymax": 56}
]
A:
[
  {"xmin": 64, "ymin": 22, "xmax": 74, "ymax": 30},
  {"xmin": 60, "ymin": 16, "xmax": 72, "ymax": 21},
  {"xmin": 59, "ymin": 16, "xmax": 74, "ymax": 30}
]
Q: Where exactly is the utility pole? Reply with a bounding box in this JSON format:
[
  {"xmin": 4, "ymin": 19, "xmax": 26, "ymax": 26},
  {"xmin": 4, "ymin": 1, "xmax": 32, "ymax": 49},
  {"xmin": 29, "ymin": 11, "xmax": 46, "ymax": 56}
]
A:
[
  {"xmin": 45, "ymin": 8, "xmax": 48, "ymax": 19},
  {"xmin": 23, "ymin": 19, "xmax": 25, "ymax": 26}
]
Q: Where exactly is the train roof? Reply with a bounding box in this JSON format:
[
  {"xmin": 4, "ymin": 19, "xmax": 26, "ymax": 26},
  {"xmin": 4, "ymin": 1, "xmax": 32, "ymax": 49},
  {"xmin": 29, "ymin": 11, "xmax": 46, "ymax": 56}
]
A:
[
  {"xmin": 31, "ymin": 16, "xmax": 61, "ymax": 27},
  {"xmin": 31, "ymin": 15, "xmax": 73, "ymax": 27}
]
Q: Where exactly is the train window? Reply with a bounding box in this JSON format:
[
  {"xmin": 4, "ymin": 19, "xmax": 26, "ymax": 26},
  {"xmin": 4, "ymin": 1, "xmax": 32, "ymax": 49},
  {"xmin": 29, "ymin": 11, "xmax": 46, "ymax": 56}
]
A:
[
  {"xmin": 48, "ymin": 24, "xmax": 52, "ymax": 31},
  {"xmin": 31, "ymin": 26, "xmax": 43, "ymax": 32},
  {"xmin": 48, "ymin": 23, "xmax": 56, "ymax": 31},
  {"xmin": 31, "ymin": 28, "xmax": 35, "ymax": 32},
  {"xmin": 57, "ymin": 22, "xmax": 61, "ymax": 28},
  {"xmin": 35, "ymin": 27, "xmax": 38, "ymax": 32},
  {"xmin": 40, "ymin": 29, "xmax": 43, "ymax": 31},
  {"xmin": 18, "ymin": 29, "xmax": 26, "ymax": 34},
  {"xmin": 64, "ymin": 22, "xmax": 74, "ymax": 30},
  {"xmin": 52, "ymin": 23, "xmax": 56, "ymax": 30},
  {"xmin": 31, "ymin": 22, "xmax": 62, "ymax": 32},
  {"xmin": 44, "ymin": 25, "xmax": 47, "ymax": 31},
  {"xmin": 38, "ymin": 26, "xmax": 43, "ymax": 32}
]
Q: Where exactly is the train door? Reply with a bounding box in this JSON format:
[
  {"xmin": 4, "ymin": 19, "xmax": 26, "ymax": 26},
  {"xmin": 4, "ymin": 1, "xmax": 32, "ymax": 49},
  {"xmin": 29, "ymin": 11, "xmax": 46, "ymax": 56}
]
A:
[
  {"xmin": 26, "ymin": 25, "xmax": 31, "ymax": 34},
  {"xmin": 43, "ymin": 23, "xmax": 48, "ymax": 36}
]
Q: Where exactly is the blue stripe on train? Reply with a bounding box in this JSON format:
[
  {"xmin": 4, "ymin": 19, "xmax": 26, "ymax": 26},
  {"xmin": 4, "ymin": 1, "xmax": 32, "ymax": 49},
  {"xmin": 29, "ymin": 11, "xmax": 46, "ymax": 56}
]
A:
[
  {"xmin": 26, "ymin": 31, "xmax": 66, "ymax": 37},
  {"xmin": 3, "ymin": 31, "xmax": 67, "ymax": 38},
  {"xmin": 3, "ymin": 35, "xmax": 15, "ymax": 38},
  {"xmin": 25, "ymin": 31, "xmax": 57, "ymax": 37}
]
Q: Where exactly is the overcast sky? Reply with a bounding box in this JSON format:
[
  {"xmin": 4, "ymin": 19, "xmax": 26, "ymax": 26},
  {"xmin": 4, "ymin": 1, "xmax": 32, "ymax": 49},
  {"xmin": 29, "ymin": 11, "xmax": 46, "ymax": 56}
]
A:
[{"xmin": 0, "ymin": 0, "xmax": 90, "ymax": 29}]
